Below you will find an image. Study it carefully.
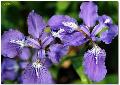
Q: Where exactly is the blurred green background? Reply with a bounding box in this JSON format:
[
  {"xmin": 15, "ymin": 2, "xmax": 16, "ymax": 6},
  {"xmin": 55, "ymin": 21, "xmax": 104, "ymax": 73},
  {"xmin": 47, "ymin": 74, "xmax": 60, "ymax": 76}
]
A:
[{"xmin": 1, "ymin": 1, "xmax": 118, "ymax": 84}]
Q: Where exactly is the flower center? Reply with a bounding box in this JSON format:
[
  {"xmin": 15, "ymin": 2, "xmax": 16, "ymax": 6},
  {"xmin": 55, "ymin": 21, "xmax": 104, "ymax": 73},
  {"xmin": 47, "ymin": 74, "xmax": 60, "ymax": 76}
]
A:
[
  {"xmin": 10, "ymin": 39, "xmax": 26, "ymax": 48},
  {"xmin": 32, "ymin": 60, "xmax": 42, "ymax": 78},
  {"xmin": 62, "ymin": 21, "xmax": 78, "ymax": 30}
]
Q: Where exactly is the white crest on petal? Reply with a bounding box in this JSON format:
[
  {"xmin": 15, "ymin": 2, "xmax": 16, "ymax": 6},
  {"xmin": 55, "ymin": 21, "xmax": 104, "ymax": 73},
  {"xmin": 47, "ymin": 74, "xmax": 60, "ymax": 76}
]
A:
[
  {"xmin": 88, "ymin": 45, "xmax": 102, "ymax": 64},
  {"xmin": 51, "ymin": 28, "xmax": 64, "ymax": 38},
  {"xmin": 10, "ymin": 39, "xmax": 26, "ymax": 48},
  {"xmin": 32, "ymin": 60, "xmax": 42, "ymax": 78},
  {"xmin": 62, "ymin": 21, "xmax": 78, "ymax": 30},
  {"xmin": 104, "ymin": 19, "xmax": 110, "ymax": 24}
]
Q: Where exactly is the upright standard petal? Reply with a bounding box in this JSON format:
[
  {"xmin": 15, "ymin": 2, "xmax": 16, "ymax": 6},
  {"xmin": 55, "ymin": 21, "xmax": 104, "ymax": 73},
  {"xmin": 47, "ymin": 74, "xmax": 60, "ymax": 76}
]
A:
[
  {"xmin": 79, "ymin": 2, "xmax": 98, "ymax": 27},
  {"xmin": 27, "ymin": 10, "xmax": 46, "ymax": 39},
  {"xmin": 47, "ymin": 44, "xmax": 68, "ymax": 64},
  {"xmin": 83, "ymin": 46, "xmax": 107, "ymax": 82},
  {"xmin": 100, "ymin": 24, "xmax": 118, "ymax": 44},
  {"xmin": 21, "ymin": 63, "xmax": 53, "ymax": 84},
  {"xmin": 1, "ymin": 29, "xmax": 25, "ymax": 58}
]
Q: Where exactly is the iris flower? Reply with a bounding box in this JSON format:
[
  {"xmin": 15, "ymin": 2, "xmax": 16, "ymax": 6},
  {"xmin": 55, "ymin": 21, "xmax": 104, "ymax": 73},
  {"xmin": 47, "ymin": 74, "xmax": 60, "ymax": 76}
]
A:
[
  {"xmin": 1, "ymin": 10, "xmax": 68, "ymax": 84},
  {"xmin": 48, "ymin": 1, "xmax": 118, "ymax": 82}
]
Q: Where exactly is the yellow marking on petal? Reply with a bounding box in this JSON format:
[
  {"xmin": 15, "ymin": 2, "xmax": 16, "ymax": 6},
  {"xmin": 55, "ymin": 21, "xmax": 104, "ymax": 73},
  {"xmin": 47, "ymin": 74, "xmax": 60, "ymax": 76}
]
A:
[{"xmin": 44, "ymin": 27, "xmax": 51, "ymax": 33}]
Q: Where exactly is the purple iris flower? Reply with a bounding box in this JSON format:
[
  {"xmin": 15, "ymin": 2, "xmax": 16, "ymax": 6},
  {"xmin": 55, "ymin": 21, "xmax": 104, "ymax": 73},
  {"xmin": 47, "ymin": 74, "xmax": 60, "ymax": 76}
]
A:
[
  {"xmin": 54, "ymin": 1, "xmax": 117, "ymax": 82},
  {"xmin": 1, "ymin": 10, "xmax": 68, "ymax": 84},
  {"xmin": 2, "ymin": 58, "xmax": 19, "ymax": 82},
  {"xmin": 78, "ymin": 2, "xmax": 118, "ymax": 82},
  {"xmin": 20, "ymin": 10, "xmax": 68, "ymax": 83},
  {"xmin": 48, "ymin": 1, "xmax": 118, "ymax": 82},
  {"xmin": 25, "ymin": 10, "xmax": 68, "ymax": 63}
]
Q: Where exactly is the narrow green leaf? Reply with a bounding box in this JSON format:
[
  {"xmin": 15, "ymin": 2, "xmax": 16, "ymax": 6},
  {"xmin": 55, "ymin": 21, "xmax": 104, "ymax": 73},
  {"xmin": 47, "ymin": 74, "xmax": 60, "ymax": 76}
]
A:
[{"xmin": 71, "ymin": 56, "xmax": 90, "ymax": 84}]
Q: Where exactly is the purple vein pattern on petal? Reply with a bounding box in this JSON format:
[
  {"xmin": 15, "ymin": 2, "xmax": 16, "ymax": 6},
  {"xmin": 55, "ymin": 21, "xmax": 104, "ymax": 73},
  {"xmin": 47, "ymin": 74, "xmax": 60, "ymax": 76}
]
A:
[
  {"xmin": 100, "ymin": 24, "xmax": 118, "ymax": 44},
  {"xmin": 26, "ymin": 37, "xmax": 40, "ymax": 49},
  {"xmin": 83, "ymin": 47, "xmax": 107, "ymax": 82},
  {"xmin": 21, "ymin": 64, "xmax": 53, "ymax": 84},
  {"xmin": 1, "ymin": 29, "xmax": 25, "ymax": 58},
  {"xmin": 27, "ymin": 10, "xmax": 46, "ymax": 39},
  {"xmin": 79, "ymin": 25, "xmax": 90, "ymax": 36},
  {"xmin": 40, "ymin": 32, "xmax": 53, "ymax": 48},
  {"xmin": 79, "ymin": 2, "xmax": 98, "ymax": 27},
  {"xmin": 48, "ymin": 44, "xmax": 68, "ymax": 64},
  {"xmin": 38, "ymin": 49, "xmax": 46, "ymax": 59},
  {"xmin": 61, "ymin": 32, "xmax": 87, "ymax": 46}
]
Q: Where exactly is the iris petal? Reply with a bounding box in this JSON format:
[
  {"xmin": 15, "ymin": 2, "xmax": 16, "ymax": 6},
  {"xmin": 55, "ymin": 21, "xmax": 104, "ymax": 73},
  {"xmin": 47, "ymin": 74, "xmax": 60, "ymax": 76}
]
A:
[
  {"xmin": 27, "ymin": 10, "xmax": 46, "ymax": 39},
  {"xmin": 48, "ymin": 44, "xmax": 68, "ymax": 64},
  {"xmin": 79, "ymin": 2, "xmax": 98, "ymax": 27},
  {"xmin": 1, "ymin": 29, "xmax": 25, "ymax": 58},
  {"xmin": 83, "ymin": 46, "xmax": 107, "ymax": 82},
  {"xmin": 21, "ymin": 63, "xmax": 53, "ymax": 84}
]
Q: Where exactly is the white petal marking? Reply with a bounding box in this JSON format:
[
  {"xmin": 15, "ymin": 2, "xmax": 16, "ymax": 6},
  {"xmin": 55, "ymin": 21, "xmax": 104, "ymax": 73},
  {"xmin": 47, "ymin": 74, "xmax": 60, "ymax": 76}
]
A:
[{"xmin": 62, "ymin": 21, "xmax": 78, "ymax": 30}]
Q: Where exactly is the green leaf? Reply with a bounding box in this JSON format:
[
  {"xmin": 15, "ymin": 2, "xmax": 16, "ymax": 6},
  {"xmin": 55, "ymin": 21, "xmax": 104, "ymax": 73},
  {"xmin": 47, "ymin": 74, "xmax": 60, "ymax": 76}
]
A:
[
  {"xmin": 94, "ymin": 74, "xmax": 118, "ymax": 84},
  {"xmin": 71, "ymin": 56, "xmax": 90, "ymax": 84},
  {"xmin": 4, "ymin": 80, "xmax": 15, "ymax": 84},
  {"xmin": 49, "ymin": 65, "xmax": 59, "ymax": 80}
]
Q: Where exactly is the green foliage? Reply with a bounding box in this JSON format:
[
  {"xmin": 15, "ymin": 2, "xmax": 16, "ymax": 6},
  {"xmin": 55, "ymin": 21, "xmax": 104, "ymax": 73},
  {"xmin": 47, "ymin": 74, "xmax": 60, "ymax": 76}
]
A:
[
  {"xmin": 56, "ymin": 1, "xmax": 70, "ymax": 14},
  {"xmin": 72, "ymin": 57, "xmax": 89, "ymax": 84}
]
